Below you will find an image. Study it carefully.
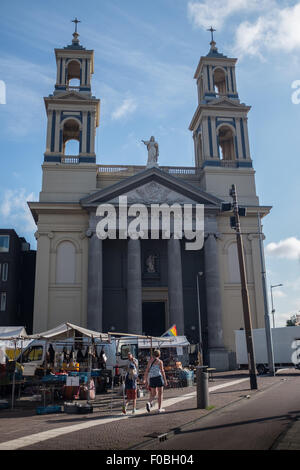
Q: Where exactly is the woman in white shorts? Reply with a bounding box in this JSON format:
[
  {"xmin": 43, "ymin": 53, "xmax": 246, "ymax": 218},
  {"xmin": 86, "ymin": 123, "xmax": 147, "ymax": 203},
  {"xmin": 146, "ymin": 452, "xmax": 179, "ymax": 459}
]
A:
[{"xmin": 143, "ymin": 349, "xmax": 168, "ymax": 413}]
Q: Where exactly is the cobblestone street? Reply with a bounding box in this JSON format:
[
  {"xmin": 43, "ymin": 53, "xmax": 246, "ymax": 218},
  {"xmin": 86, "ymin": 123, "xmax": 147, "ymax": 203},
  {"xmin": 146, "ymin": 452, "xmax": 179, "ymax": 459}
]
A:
[{"xmin": 1, "ymin": 370, "xmax": 296, "ymax": 450}]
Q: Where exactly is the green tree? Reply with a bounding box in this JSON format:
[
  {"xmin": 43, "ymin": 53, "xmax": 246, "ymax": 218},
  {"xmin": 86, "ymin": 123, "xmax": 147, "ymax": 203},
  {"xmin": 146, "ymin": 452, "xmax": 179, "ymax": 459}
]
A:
[{"xmin": 286, "ymin": 314, "xmax": 297, "ymax": 327}]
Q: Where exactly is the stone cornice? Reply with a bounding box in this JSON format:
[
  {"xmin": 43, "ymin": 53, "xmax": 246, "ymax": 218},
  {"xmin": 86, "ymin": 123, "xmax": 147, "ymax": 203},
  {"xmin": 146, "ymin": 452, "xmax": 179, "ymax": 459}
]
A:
[
  {"xmin": 194, "ymin": 56, "xmax": 238, "ymax": 79},
  {"xmin": 28, "ymin": 202, "xmax": 85, "ymax": 223},
  {"xmin": 189, "ymin": 102, "xmax": 251, "ymax": 131}
]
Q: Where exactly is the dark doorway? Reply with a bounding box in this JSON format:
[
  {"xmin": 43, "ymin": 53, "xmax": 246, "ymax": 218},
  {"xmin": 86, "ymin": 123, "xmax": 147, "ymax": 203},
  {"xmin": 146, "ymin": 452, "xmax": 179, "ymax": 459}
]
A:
[{"xmin": 142, "ymin": 302, "xmax": 166, "ymax": 337}]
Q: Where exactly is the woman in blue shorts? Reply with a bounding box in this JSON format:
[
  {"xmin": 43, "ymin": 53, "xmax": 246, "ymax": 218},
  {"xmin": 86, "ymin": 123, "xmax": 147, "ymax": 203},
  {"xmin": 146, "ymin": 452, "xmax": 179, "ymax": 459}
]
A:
[{"xmin": 143, "ymin": 349, "xmax": 168, "ymax": 413}]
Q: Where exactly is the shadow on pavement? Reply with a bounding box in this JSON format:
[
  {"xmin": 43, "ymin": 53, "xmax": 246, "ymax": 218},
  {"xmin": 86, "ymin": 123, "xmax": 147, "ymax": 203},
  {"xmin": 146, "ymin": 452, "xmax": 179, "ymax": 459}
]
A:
[{"xmin": 172, "ymin": 412, "xmax": 300, "ymax": 436}]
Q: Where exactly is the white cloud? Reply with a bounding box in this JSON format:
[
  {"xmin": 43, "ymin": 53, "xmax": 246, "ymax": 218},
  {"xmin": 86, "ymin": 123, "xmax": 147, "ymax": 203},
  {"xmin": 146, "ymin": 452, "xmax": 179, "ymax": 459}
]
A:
[
  {"xmin": 187, "ymin": 1, "xmax": 300, "ymax": 59},
  {"xmin": 0, "ymin": 188, "xmax": 36, "ymax": 234},
  {"xmin": 111, "ymin": 98, "xmax": 137, "ymax": 120},
  {"xmin": 187, "ymin": 0, "xmax": 273, "ymax": 30},
  {"xmin": 234, "ymin": 2, "xmax": 300, "ymax": 58},
  {"xmin": 265, "ymin": 237, "xmax": 300, "ymax": 260}
]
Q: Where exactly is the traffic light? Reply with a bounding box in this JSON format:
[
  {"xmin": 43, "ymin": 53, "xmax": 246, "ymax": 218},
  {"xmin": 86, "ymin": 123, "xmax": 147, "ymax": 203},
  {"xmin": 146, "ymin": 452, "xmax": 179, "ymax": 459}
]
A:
[
  {"xmin": 230, "ymin": 216, "xmax": 237, "ymax": 229},
  {"xmin": 221, "ymin": 202, "xmax": 232, "ymax": 212}
]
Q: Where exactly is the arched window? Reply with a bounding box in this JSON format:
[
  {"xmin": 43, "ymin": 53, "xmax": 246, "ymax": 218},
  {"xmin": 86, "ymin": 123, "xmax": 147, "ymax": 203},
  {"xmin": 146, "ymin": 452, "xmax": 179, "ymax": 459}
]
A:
[
  {"xmin": 56, "ymin": 241, "xmax": 76, "ymax": 284},
  {"xmin": 62, "ymin": 119, "xmax": 80, "ymax": 155},
  {"xmin": 228, "ymin": 243, "xmax": 240, "ymax": 283},
  {"xmin": 68, "ymin": 78, "xmax": 80, "ymax": 89},
  {"xmin": 214, "ymin": 68, "xmax": 227, "ymax": 95},
  {"xmin": 64, "ymin": 139, "xmax": 80, "ymax": 156},
  {"xmin": 67, "ymin": 60, "xmax": 81, "ymax": 88},
  {"xmin": 218, "ymin": 125, "xmax": 235, "ymax": 160}
]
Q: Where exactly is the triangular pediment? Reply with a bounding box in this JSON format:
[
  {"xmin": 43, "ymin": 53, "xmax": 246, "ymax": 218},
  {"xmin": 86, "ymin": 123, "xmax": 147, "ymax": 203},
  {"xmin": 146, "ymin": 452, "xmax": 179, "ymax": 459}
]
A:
[
  {"xmin": 107, "ymin": 181, "xmax": 199, "ymax": 205},
  {"xmin": 207, "ymin": 97, "xmax": 244, "ymax": 107},
  {"xmin": 55, "ymin": 92, "xmax": 89, "ymax": 101},
  {"xmin": 80, "ymin": 167, "xmax": 222, "ymax": 208}
]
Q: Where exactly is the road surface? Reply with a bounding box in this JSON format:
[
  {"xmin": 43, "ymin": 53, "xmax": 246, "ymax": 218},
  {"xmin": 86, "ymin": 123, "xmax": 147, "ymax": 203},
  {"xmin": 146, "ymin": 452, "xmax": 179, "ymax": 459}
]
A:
[{"xmin": 145, "ymin": 373, "xmax": 300, "ymax": 450}]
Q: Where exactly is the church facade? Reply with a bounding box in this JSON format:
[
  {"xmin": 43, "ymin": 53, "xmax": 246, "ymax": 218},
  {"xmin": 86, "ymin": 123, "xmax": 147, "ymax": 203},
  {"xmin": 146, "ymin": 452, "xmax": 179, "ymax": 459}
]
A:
[{"xmin": 29, "ymin": 30, "xmax": 271, "ymax": 370}]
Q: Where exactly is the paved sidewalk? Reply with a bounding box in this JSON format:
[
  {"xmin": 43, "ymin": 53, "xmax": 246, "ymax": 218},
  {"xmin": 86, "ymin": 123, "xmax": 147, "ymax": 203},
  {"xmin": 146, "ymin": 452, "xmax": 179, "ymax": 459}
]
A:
[
  {"xmin": 0, "ymin": 370, "xmax": 293, "ymax": 450},
  {"xmin": 273, "ymin": 418, "xmax": 300, "ymax": 450}
]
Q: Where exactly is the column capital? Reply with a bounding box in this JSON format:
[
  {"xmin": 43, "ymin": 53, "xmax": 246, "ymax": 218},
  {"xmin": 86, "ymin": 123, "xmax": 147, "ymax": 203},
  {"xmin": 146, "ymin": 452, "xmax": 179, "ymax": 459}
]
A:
[
  {"xmin": 35, "ymin": 231, "xmax": 53, "ymax": 240},
  {"xmin": 86, "ymin": 229, "xmax": 94, "ymax": 238},
  {"xmin": 248, "ymin": 233, "xmax": 265, "ymax": 241},
  {"xmin": 204, "ymin": 232, "xmax": 223, "ymax": 241},
  {"xmin": 79, "ymin": 231, "xmax": 87, "ymax": 240}
]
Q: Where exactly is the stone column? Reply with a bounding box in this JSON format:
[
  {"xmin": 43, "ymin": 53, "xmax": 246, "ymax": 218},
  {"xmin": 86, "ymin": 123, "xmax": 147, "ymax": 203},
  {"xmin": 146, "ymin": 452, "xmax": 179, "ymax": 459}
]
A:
[
  {"xmin": 33, "ymin": 231, "xmax": 51, "ymax": 333},
  {"xmin": 127, "ymin": 239, "xmax": 143, "ymax": 334},
  {"xmin": 248, "ymin": 233, "xmax": 263, "ymax": 328},
  {"xmin": 204, "ymin": 233, "xmax": 229, "ymax": 370},
  {"xmin": 167, "ymin": 237, "xmax": 184, "ymax": 335},
  {"xmin": 87, "ymin": 231, "xmax": 103, "ymax": 332}
]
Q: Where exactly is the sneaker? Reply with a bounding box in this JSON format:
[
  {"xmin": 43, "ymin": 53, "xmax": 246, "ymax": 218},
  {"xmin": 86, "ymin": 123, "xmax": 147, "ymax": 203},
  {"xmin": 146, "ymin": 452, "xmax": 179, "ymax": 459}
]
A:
[
  {"xmin": 146, "ymin": 402, "xmax": 151, "ymax": 413},
  {"xmin": 132, "ymin": 408, "xmax": 136, "ymax": 415},
  {"xmin": 122, "ymin": 405, "xmax": 127, "ymax": 414},
  {"xmin": 158, "ymin": 408, "xmax": 165, "ymax": 413}
]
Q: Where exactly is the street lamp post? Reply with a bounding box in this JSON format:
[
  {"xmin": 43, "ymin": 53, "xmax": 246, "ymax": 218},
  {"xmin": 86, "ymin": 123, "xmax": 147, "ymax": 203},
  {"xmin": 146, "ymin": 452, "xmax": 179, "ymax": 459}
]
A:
[
  {"xmin": 196, "ymin": 271, "xmax": 203, "ymax": 366},
  {"xmin": 227, "ymin": 184, "xmax": 257, "ymax": 390},
  {"xmin": 270, "ymin": 284, "xmax": 283, "ymax": 328}
]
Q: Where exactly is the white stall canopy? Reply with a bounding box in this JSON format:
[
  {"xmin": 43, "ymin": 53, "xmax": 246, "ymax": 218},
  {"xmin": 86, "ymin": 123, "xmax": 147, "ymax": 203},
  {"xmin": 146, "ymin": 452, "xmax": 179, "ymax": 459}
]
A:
[
  {"xmin": 28, "ymin": 322, "xmax": 110, "ymax": 342},
  {"xmin": 0, "ymin": 326, "xmax": 31, "ymax": 350},
  {"xmin": 138, "ymin": 335, "xmax": 190, "ymax": 349},
  {"xmin": 0, "ymin": 326, "xmax": 27, "ymax": 340}
]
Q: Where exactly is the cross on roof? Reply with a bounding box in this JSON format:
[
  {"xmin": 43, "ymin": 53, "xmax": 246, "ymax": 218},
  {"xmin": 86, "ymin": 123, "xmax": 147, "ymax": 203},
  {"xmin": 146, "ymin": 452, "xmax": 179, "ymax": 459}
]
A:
[
  {"xmin": 207, "ymin": 26, "xmax": 216, "ymax": 43},
  {"xmin": 72, "ymin": 17, "xmax": 81, "ymax": 34}
]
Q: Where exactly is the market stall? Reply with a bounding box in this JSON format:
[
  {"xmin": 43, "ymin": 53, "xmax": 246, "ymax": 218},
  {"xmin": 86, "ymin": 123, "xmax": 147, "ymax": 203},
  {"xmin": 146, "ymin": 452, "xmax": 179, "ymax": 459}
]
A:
[
  {"xmin": 137, "ymin": 336, "xmax": 193, "ymax": 388},
  {"xmin": 0, "ymin": 326, "xmax": 30, "ymax": 409},
  {"xmin": 26, "ymin": 323, "xmax": 112, "ymax": 410}
]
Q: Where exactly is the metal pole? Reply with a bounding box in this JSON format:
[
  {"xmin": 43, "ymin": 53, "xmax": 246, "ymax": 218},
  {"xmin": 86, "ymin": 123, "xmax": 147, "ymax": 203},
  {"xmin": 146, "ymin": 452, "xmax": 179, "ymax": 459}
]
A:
[
  {"xmin": 270, "ymin": 287, "xmax": 275, "ymax": 328},
  {"xmin": 270, "ymin": 284, "xmax": 283, "ymax": 329},
  {"xmin": 257, "ymin": 213, "xmax": 275, "ymax": 376},
  {"xmin": 19, "ymin": 339, "xmax": 23, "ymax": 400},
  {"xmin": 196, "ymin": 366, "xmax": 209, "ymax": 408},
  {"xmin": 231, "ymin": 184, "xmax": 257, "ymax": 390},
  {"xmin": 11, "ymin": 340, "xmax": 17, "ymax": 410},
  {"xmin": 196, "ymin": 272, "xmax": 203, "ymax": 366},
  {"xmin": 87, "ymin": 337, "xmax": 92, "ymax": 403},
  {"xmin": 44, "ymin": 340, "xmax": 48, "ymax": 408}
]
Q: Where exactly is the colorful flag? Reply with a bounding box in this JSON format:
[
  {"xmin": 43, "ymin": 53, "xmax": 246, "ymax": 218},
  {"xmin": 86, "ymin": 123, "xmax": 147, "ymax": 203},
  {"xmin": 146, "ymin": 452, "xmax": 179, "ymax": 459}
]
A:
[{"xmin": 162, "ymin": 324, "xmax": 177, "ymax": 337}]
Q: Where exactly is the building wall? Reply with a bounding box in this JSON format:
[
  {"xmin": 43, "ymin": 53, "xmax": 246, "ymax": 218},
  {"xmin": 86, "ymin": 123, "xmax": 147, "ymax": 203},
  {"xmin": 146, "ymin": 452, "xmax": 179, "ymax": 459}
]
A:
[
  {"xmin": 33, "ymin": 211, "xmax": 89, "ymax": 332},
  {"xmin": 32, "ymin": 178, "xmax": 267, "ymax": 363},
  {"xmin": 217, "ymin": 213, "xmax": 265, "ymax": 353},
  {"xmin": 0, "ymin": 230, "xmax": 20, "ymax": 326},
  {"xmin": 0, "ymin": 229, "xmax": 36, "ymax": 332}
]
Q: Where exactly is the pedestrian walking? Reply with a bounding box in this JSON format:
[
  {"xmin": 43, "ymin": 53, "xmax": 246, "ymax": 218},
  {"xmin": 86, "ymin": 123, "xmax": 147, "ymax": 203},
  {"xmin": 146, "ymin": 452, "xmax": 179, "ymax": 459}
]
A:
[
  {"xmin": 98, "ymin": 348, "xmax": 107, "ymax": 370},
  {"xmin": 127, "ymin": 351, "xmax": 138, "ymax": 372},
  {"xmin": 143, "ymin": 349, "xmax": 168, "ymax": 413},
  {"xmin": 122, "ymin": 363, "xmax": 138, "ymax": 415}
]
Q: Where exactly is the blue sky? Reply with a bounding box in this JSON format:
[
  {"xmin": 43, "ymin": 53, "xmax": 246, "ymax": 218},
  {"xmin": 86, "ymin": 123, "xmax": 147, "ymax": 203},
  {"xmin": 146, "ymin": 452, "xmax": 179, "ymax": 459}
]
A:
[{"xmin": 1, "ymin": 0, "xmax": 300, "ymax": 326}]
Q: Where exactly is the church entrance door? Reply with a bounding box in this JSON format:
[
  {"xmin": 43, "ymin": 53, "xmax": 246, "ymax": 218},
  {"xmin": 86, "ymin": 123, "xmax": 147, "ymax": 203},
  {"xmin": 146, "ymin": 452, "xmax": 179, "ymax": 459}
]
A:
[{"xmin": 142, "ymin": 302, "xmax": 166, "ymax": 337}]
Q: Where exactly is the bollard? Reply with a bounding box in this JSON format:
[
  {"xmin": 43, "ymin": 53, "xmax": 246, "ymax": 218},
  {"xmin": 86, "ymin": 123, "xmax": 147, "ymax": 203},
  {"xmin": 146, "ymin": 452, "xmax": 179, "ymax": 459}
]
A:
[{"xmin": 196, "ymin": 366, "xmax": 209, "ymax": 409}]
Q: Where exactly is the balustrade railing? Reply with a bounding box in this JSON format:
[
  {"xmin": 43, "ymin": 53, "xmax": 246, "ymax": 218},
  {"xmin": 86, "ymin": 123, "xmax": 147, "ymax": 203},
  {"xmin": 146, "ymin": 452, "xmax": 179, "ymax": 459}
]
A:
[
  {"xmin": 96, "ymin": 164, "xmax": 198, "ymax": 176},
  {"xmin": 61, "ymin": 156, "xmax": 80, "ymax": 164}
]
